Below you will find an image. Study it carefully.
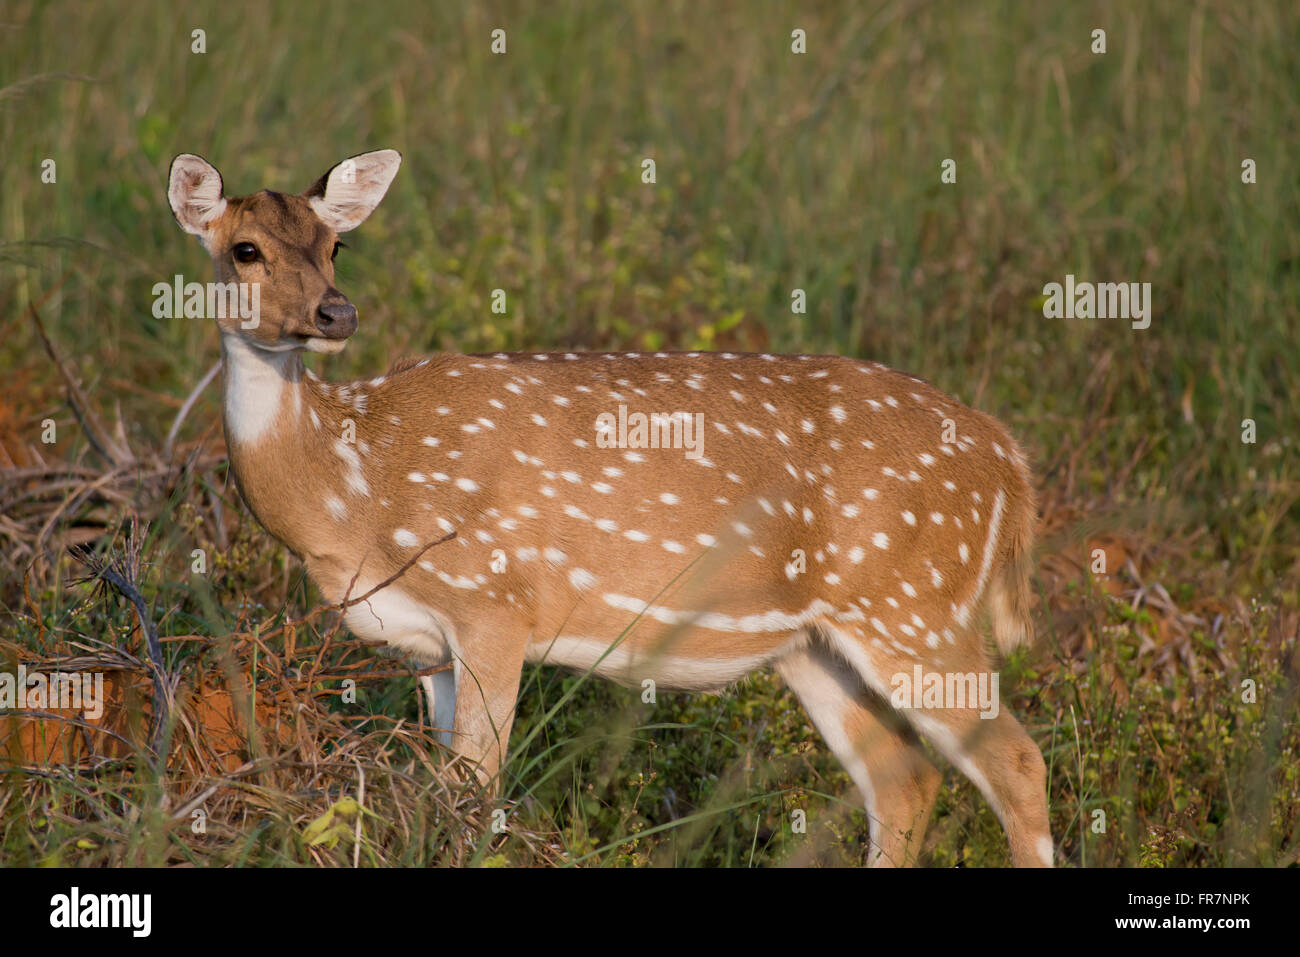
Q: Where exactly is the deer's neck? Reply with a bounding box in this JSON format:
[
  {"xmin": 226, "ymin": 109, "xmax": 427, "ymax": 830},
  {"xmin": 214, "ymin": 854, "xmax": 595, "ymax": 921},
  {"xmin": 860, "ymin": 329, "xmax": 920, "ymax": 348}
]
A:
[
  {"xmin": 219, "ymin": 334, "xmax": 368, "ymax": 563},
  {"xmin": 220, "ymin": 334, "xmax": 304, "ymax": 447}
]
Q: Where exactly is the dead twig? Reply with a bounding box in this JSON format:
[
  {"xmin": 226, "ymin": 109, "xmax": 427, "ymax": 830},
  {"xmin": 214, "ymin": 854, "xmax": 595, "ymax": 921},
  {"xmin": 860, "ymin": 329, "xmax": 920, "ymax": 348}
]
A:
[
  {"xmin": 28, "ymin": 301, "xmax": 134, "ymax": 468},
  {"xmin": 164, "ymin": 361, "xmax": 221, "ymax": 461},
  {"xmin": 70, "ymin": 519, "xmax": 175, "ymax": 764}
]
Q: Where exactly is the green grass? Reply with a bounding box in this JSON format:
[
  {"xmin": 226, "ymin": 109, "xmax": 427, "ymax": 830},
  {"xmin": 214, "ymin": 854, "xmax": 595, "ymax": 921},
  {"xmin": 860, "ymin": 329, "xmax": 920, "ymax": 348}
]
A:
[{"xmin": 1, "ymin": 0, "xmax": 1297, "ymax": 866}]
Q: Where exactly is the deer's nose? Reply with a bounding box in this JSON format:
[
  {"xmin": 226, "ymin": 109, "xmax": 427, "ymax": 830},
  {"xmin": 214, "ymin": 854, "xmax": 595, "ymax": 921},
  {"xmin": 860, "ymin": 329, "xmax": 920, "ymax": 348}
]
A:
[{"xmin": 316, "ymin": 300, "xmax": 357, "ymax": 339}]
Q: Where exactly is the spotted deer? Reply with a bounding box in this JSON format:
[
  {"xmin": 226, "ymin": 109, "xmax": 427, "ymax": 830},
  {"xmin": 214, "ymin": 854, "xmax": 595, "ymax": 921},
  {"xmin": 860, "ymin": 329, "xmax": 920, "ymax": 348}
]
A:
[{"xmin": 167, "ymin": 149, "xmax": 1053, "ymax": 867}]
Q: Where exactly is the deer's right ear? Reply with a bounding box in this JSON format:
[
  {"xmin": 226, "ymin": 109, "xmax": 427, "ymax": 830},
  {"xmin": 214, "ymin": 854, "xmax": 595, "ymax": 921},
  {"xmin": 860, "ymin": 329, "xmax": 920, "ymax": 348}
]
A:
[{"xmin": 168, "ymin": 154, "xmax": 227, "ymax": 239}]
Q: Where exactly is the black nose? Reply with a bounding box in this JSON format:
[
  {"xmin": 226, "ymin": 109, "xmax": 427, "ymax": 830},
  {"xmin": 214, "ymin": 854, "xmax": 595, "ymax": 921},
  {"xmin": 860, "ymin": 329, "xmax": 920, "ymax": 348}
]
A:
[{"xmin": 316, "ymin": 300, "xmax": 357, "ymax": 339}]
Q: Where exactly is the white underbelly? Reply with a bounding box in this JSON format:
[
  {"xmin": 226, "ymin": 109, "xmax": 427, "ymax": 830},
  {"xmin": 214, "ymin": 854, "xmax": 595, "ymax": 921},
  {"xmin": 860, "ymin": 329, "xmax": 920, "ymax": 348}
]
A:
[{"xmin": 524, "ymin": 634, "xmax": 789, "ymax": 692}]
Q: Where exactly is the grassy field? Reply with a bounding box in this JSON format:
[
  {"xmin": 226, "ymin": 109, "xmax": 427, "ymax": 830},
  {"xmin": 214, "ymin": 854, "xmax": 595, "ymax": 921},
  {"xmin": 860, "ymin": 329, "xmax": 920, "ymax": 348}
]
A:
[{"xmin": 1, "ymin": 0, "xmax": 1296, "ymax": 866}]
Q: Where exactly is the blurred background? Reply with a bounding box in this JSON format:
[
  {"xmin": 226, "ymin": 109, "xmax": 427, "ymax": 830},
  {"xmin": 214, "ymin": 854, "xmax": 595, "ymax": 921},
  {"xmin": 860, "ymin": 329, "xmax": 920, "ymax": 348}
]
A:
[{"xmin": 0, "ymin": 1, "xmax": 1296, "ymax": 866}]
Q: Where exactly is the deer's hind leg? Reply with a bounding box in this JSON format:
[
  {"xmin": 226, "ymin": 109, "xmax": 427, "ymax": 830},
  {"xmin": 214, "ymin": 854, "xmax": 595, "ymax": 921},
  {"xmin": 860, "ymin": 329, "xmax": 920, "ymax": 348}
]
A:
[
  {"xmin": 823, "ymin": 623, "xmax": 1053, "ymax": 868},
  {"xmin": 775, "ymin": 641, "xmax": 941, "ymax": 866}
]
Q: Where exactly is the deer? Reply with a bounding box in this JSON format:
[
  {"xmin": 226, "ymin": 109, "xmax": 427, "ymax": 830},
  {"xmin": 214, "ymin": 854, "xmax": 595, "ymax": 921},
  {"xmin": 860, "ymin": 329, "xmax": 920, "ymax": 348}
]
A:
[{"xmin": 166, "ymin": 149, "xmax": 1053, "ymax": 867}]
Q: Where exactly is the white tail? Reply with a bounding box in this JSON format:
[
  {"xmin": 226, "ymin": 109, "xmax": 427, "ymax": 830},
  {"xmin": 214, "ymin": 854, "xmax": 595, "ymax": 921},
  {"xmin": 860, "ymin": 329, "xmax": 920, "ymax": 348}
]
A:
[{"xmin": 168, "ymin": 151, "xmax": 1052, "ymax": 867}]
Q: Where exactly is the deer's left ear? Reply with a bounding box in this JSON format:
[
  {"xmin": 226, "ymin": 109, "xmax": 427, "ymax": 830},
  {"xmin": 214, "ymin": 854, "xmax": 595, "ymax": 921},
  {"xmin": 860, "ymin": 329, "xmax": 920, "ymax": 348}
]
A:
[{"xmin": 304, "ymin": 149, "xmax": 402, "ymax": 233}]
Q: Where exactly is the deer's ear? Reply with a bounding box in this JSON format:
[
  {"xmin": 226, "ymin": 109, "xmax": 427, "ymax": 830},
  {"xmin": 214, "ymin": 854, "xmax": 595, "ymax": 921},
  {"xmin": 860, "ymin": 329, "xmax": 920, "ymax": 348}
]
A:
[
  {"xmin": 168, "ymin": 154, "xmax": 227, "ymax": 239},
  {"xmin": 304, "ymin": 149, "xmax": 401, "ymax": 233}
]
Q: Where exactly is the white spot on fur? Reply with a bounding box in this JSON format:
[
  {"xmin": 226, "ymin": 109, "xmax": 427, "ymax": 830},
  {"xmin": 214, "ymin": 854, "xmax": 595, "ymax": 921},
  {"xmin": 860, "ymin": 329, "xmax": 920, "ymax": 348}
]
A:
[{"xmin": 569, "ymin": 568, "xmax": 597, "ymax": 590}]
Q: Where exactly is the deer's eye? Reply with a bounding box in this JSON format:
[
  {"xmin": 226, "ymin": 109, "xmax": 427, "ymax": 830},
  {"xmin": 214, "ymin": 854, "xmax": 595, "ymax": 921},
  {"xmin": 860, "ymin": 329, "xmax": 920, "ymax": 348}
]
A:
[
  {"xmin": 233, "ymin": 242, "xmax": 259, "ymax": 263},
  {"xmin": 331, "ymin": 241, "xmax": 345, "ymax": 261}
]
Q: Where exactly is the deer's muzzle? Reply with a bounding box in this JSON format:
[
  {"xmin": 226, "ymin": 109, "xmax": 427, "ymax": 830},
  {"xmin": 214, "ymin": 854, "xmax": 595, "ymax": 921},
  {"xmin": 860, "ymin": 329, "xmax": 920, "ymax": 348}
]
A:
[{"xmin": 316, "ymin": 300, "xmax": 358, "ymax": 339}]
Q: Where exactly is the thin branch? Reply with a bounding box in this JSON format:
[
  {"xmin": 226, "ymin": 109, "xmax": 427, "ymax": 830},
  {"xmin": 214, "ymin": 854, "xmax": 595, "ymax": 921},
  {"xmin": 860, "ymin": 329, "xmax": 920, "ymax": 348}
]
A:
[
  {"xmin": 29, "ymin": 301, "xmax": 134, "ymax": 467},
  {"xmin": 164, "ymin": 360, "xmax": 221, "ymax": 461},
  {"xmin": 341, "ymin": 530, "xmax": 457, "ymax": 610},
  {"xmin": 70, "ymin": 519, "xmax": 173, "ymax": 764}
]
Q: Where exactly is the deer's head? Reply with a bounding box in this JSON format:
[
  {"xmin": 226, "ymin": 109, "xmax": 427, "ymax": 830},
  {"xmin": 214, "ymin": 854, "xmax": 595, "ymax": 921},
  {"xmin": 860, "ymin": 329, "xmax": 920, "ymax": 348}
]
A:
[{"xmin": 167, "ymin": 150, "xmax": 401, "ymax": 353}]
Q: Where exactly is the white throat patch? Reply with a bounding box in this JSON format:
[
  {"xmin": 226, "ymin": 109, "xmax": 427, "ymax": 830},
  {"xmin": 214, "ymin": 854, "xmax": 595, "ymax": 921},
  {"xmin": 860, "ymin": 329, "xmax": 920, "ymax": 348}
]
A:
[{"xmin": 221, "ymin": 334, "xmax": 298, "ymax": 446}]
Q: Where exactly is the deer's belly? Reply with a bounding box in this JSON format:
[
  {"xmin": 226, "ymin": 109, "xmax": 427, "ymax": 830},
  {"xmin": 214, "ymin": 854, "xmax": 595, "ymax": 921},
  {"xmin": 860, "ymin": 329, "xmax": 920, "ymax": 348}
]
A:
[{"xmin": 523, "ymin": 628, "xmax": 803, "ymax": 692}]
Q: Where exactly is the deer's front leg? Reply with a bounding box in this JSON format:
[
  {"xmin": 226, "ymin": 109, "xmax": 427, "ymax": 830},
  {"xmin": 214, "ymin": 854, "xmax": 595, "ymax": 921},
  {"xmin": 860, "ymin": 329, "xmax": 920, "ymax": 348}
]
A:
[{"xmin": 448, "ymin": 630, "xmax": 530, "ymax": 786}]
